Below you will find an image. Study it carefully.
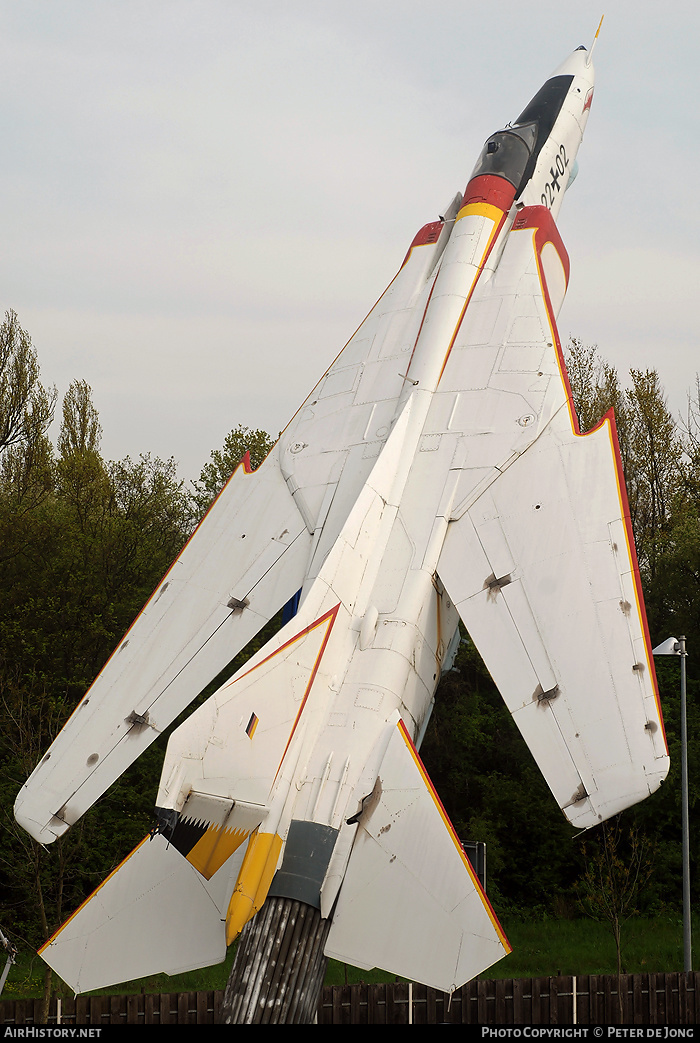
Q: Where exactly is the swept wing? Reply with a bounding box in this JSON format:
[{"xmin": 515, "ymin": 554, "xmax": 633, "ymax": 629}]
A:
[
  {"xmin": 14, "ymin": 196, "xmax": 461, "ymax": 846},
  {"xmin": 435, "ymin": 204, "xmax": 668, "ymax": 827}
]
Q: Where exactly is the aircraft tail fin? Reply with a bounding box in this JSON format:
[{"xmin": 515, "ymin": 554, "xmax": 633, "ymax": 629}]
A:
[
  {"xmin": 324, "ymin": 714, "xmax": 510, "ymax": 991},
  {"xmin": 39, "ymin": 833, "xmax": 243, "ymax": 994}
]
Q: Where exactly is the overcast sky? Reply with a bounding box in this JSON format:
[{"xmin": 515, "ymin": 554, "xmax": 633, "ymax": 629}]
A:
[{"xmin": 1, "ymin": 1, "xmax": 697, "ymax": 482}]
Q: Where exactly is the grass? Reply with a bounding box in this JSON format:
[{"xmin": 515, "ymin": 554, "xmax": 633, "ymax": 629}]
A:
[
  {"xmin": 2, "ymin": 916, "xmax": 696, "ymax": 1001},
  {"xmin": 478, "ymin": 915, "xmax": 695, "ymax": 980}
]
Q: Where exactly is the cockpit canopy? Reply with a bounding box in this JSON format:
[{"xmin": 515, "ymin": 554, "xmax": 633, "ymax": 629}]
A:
[
  {"xmin": 470, "ymin": 122, "xmax": 537, "ymax": 194},
  {"xmin": 470, "ymin": 74, "xmax": 574, "ymax": 198}
]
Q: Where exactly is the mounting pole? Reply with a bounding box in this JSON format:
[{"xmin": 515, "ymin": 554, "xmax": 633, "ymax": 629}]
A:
[
  {"xmin": 0, "ymin": 927, "xmax": 17, "ymax": 997},
  {"xmin": 653, "ymin": 634, "xmax": 692, "ymax": 971},
  {"xmin": 678, "ymin": 636, "xmax": 692, "ymax": 971}
]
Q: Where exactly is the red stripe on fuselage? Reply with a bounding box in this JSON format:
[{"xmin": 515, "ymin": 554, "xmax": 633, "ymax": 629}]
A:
[
  {"xmin": 400, "ymin": 220, "xmax": 444, "ymax": 268},
  {"xmin": 463, "ymin": 174, "xmax": 517, "ymax": 212},
  {"xmin": 513, "ymin": 203, "xmax": 570, "ymax": 286}
]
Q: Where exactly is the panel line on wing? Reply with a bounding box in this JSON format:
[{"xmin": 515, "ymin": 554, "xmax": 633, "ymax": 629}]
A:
[
  {"xmin": 274, "ymin": 216, "xmax": 453, "ymax": 440},
  {"xmin": 55, "ymin": 452, "xmax": 279, "ymax": 738},
  {"xmin": 474, "ymin": 596, "xmax": 585, "ymax": 800},
  {"xmin": 60, "ymin": 528, "xmax": 314, "ymax": 808}
]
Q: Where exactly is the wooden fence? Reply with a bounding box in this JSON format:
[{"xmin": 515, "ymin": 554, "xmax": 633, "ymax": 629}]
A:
[
  {"xmin": 1, "ymin": 972, "xmax": 700, "ymax": 1025},
  {"xmin": 319, "ymin": 973, "xmax": 700, "ymax": 1024}
]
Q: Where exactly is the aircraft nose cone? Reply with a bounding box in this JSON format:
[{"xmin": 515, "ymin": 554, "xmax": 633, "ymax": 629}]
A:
[{"xmin": 551, "ymin": 47, "xmax": 595, "ymax": 80}]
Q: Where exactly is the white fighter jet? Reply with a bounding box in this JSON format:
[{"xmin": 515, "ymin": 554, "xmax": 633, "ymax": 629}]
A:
[{"xmin": 15, "ymin": 37, "xmax": 668, "ymax": 995}]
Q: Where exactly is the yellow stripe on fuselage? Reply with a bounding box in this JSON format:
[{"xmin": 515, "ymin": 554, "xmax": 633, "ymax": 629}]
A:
[
  {"xmin": 456, "ymin": 201, "xmax": 505, "ymax": 223},
  {"xmin": 225, "ymin": 829, "xmax": 283, "ymax": 945}
]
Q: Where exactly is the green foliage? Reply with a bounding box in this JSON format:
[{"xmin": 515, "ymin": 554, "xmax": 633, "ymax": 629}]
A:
[
  {"xmin": 0, "ymin": 324, "xmax": 193, "ymax": 956},
  {"xmin": 0, "ymin": 310, "xmax": 56, "ymax": 457},
  {"xmin": 0, "ymin": 315, "xmax": 285, "ymax": 974},
  {"xmin": 575, "ymin": 820, "xmax": 653, "ymax": 982},
  {"xmin": 191, "ymin": 424, "xmax": 274, "ymax": 518},
  {"xmin": 419, "ymin": 341, "xmax": 700, "ymax": 929},
  {"xmin": 5, "ymin": 914, "xmax": 698, "ymax": 998},
  {"xmin": 562, "ymin": 338, "xmax": 700, "ymax": 919},
  {"xmin": 564, "ymin": 338, "xmax": 683, "ymax": 587},
  {"xmin": 478, "ymin": 915, "xmax": 700, "ymax": 980},
  {"xmin": 420, "ymin": 639, "xmax": 583, "ymax": 915}
]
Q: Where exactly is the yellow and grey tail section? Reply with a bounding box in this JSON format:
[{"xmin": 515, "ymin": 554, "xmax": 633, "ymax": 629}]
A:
[
  {"xmin": 225, "ymin": 821, "xmax": 339, "ymax": 944},
  {"xmin": 156, "ymin": 792, "xmax": 266, "ymax": 880},
  {"xmin": 325, "ymin": 712, "xmax": 510, "ymax": 991}
]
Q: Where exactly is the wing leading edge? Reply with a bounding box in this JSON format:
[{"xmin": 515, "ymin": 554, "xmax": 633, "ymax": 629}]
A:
[{"xmin": 15, "ymin": 451, "xmax": 313, "ymax": 844}]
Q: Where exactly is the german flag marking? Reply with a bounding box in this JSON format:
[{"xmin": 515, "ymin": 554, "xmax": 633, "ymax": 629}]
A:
[{"xmin": 222, "ymin": 603, "xmax": 341, "ymax": 783}]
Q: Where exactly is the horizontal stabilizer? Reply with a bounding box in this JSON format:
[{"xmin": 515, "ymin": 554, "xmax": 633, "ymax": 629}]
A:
[
  {"xmin": 324, "ymin": 714, "xmax": 510, "ymax": 991},
  {"xmin": 40, "ymin": 834, "xmax": 242, "ymax": 994}
]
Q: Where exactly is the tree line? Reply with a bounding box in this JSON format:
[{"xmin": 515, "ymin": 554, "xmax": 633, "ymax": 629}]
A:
[
  {"xmin": 0, "ymin": 313, "xmax": 697, "ymax": 984},
  {"xmin": 0, "ymin": 311, "xmax": 273, "ymax": 979}
]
